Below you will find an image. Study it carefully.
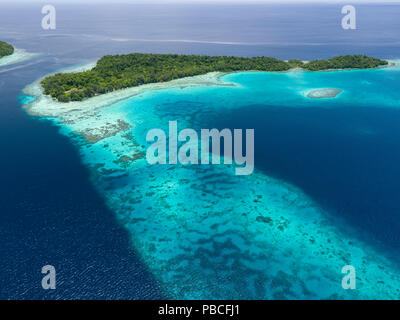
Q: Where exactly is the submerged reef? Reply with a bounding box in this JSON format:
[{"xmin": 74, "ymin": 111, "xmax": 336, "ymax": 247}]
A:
[
  {"xmin": 0, "ymin": 47, "xmax": 39, "ymax": 68},
  {"xmin": 307, "ymin": 88, "xmax": 343, "ymax": 99},
  {"xmin": 21, "ymin": 62, "xmax": 400, "ymax": 299}
]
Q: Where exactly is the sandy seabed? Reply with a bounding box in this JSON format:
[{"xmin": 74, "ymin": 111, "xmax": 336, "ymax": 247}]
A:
[{"xmin": 0, "ymin": 48, "xmax": 39, "ymax": 68}]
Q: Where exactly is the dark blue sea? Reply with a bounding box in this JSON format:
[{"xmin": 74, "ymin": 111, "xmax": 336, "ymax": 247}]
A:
[{"xmin": 1, "ymin": 2, "xmax": 400, "ymax": 299}]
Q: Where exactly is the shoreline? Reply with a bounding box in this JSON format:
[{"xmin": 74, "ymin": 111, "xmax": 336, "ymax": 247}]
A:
[
  {"xmin": 39, "ymin": 54, "xmax": 390, "ymax": 103},
  {"xmin": 23, "ymin": 62, "xmax": 233, "ymax": 119},
  {"xmin": 23, "ymin": 57, "xmax": 400, "ymax": 120},
  {"xmin": 0, "ymin": 48, "xmax": 40, "ymax": 68}
]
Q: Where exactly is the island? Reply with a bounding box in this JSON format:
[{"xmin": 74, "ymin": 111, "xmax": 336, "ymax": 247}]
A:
[
  {"xmin": 303, "ymin": 55, "xmax": 387, "ymax": 71},
  {"xmin": 40, "ymin": 54, "xmax": 388, "ymax": 102},
  {"xmin": 0, "ymin": 41, "xmax": 14, "ymax": 59}
]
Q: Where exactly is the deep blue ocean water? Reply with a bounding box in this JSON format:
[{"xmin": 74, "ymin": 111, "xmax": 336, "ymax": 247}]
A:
[
  {"xmin": 208, "ymin": 104, "xmax": 400, "ymax": 249},
  {"xmin": 0, "ymin": 52, "xmax": 164, "ymax": 299},
  {"xmin": 2, "ymin": 2, "xmax": 400, "ymax": 299}
]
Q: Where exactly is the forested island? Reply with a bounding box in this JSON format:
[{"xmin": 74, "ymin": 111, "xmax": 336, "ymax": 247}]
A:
[
  {"xmin": 302, "ymin": 55, "xmax": 388, "ymax": 71},
  {"xmin": 41, "ymin": 53, "xmax": 388, "ymax": 102},
  {"xmin": 0, "ymin": 41, "xmax": 14, "ymax": 59}
]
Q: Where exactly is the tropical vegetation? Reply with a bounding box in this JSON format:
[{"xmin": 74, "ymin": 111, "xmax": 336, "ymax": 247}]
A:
[
  {"xmin": 0, "ymin": 41, "xmax": 14, "ymax": 59},
  {"xmin": 303, "ymin": 54, "xmax": 388, "ymax": 71}
]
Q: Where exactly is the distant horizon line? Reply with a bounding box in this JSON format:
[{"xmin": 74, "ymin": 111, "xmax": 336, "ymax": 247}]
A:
[{"xmin": 1, "ymin": 0, "xmax": 400, "ymax": 4}]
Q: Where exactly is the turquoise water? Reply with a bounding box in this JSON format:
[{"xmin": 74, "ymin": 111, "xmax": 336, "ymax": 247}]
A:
[
  {"xmin": 18, "ymin": 94, "xmax": 36, "ymax": 104},
  {"xmin": 23, "ymin": 65, "xmax": 400, "ymax": 299}
]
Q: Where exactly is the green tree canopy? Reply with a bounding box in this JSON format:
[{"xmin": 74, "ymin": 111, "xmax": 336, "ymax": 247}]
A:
[{"xmin": 0, "ymin": 41, "xmax": 14, "ymax": 59}]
